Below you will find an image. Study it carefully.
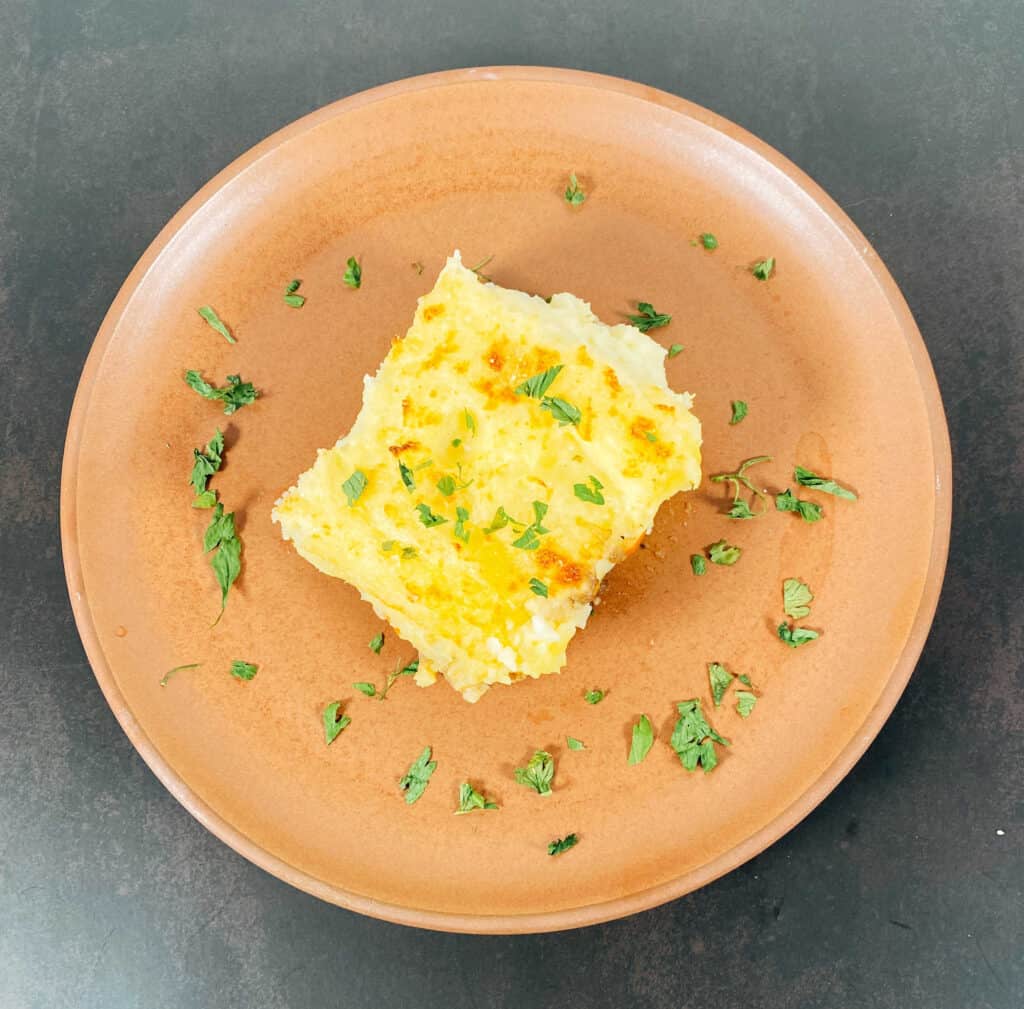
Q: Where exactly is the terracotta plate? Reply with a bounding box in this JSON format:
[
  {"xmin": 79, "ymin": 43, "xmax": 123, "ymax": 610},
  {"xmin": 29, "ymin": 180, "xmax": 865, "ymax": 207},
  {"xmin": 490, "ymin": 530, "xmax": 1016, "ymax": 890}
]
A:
[{"xmin": 61, "ymin": 68, "xmax": 951, "ymax": 933}]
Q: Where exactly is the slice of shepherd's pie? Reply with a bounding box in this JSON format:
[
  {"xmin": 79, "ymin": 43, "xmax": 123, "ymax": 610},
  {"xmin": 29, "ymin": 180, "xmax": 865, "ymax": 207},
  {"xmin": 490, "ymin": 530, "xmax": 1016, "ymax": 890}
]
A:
[{"xmin": 273, "ymin": 252, "xmax": 702, "ymax": 701}]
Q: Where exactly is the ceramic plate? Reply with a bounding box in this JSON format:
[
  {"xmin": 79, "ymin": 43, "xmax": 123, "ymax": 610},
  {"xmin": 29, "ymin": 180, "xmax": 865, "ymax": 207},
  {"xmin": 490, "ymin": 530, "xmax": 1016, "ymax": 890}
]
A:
[{"xmin": 61, "ymin": 68, "xmax": 951, "ymax": 933}]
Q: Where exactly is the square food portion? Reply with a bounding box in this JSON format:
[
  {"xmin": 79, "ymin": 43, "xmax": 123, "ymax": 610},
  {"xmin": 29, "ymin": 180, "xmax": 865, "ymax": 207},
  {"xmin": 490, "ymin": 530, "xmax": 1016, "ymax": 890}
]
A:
[{"xmin": 273, "ymin": 253, "xmax": 702, "ymax": 701}]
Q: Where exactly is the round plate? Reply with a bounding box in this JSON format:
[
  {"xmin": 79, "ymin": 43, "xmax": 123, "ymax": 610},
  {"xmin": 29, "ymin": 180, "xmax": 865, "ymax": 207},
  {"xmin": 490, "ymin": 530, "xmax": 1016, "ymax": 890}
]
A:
[{"xmin": 61, "ymin": 67, "xmax": 951, "ymax": 933}]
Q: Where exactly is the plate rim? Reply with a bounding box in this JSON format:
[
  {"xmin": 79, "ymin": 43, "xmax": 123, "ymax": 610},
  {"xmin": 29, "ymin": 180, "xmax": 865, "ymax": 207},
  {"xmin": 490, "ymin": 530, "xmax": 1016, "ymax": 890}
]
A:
[{"xmin": 60, "ymin": 65, "xmax": 953, "ymax": 934}]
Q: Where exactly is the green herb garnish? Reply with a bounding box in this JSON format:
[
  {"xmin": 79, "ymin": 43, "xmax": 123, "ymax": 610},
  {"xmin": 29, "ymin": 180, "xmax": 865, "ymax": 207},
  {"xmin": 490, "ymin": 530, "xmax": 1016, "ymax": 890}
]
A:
[
  {"xmin": 708, "ymin": 662, "xmax": 735, "ymax": 706},
  {"xmin": 398, "ymin": 461, "xmax": 415, "ymax": 493},
  {"xmin": 415, "ymin": 503, "xmax": 446, "ymax": 527},
  {"xmin": 628, "ymin": 715, "xmax": 655, "ymax": 765},
  {"xmin": 468, "ymin": 254, "xmax": 494, "ymax": 281},
  {"xmin": 736, "ymin": 691, "xmax": 757, "ymax": 718},
  {"xmin": 436, "ymin": 474, "xmax": 456, "ymax": 496},
  {"xmin": 783, "ymin": 578, "xmax": 814, "ymax": 619},
  {"xmin": 699, "ymin": 233, "xmax": 718, "ymax": 250},
  {"xmin": 183, "ymin": 371, "xmax": 259, "ymax": 415},
  {"xmin": 573, "ymin": 475, "xmax": 605, "ymax": 505},
  {"xmin": 203, "ymin": 503, "xmax": 242, "ymax": 621},
  {"xmin": 516, "ymin": 365, "xmax": 564, "ymax": 399},
  {"xmin": 710, "ymin": 455, "xmax": 771, "ymax": 519},
  {"xmin": 730, "ymin": 400, "xmax": 748, "ymax": 425},
  {"xmin": 540, "ymin": 396, "xmax": 582, "ymax": 426},
  {"xmin": 584, "ymin": 688, "xmax": 605, "ymax": 705},
  {"xmin": 322, "ymin": 701, "xmax": 351, "ymax": 744},
  {"xmin": 511, "ymin": 501, "xmax": 550, "ymax": 550},
  {"xmin": 284, "ymin": 278, "xmax": 305, "ymax": 307},
  {"xmin": 752, "ymin": 257, "xmax": 775, "ymax": 280},
  {"xmin": 691, "ymin": 554, "xmax": 707, "ymax": 576},
  {"xmin": 369, "ymin": 631, "xmax": 385, "ymax": 654},
  {"xmin": 355, "ymin": 657, "xmax": 419, "ymax": 701},
  {"xmin": 197, "ymin": 305, "xmax": 236, "ymax": 344},
  {"xmin": 670, "ymin": 698, "xmax": 730, "ymax": 773},
  {"xmin": 482, "ymin": 506, "xmax": 520, "ymax": 534},
  {"xmin": 778, "ymin": 622, "xmax": 820, "ymax": 648},
  {"xmin": 353, "ymin": 682, "xmax": 377, "ymax": 697},
  {"xmin": 454, "ymin": 506, "xmax": 470, "ymax": 543},
  {"xmin": 230, "ymin": 660, "xmax": 258, "ymax": 681},
  {"xmin": 514, "ymin": 750, "xmax": 555, "ymax": 795},
  {"xmin": 566, "ymin": 736, "xmax": 586, "ymax": 751},
  {"xmin": 398, "ymin": 745, "xmax": 437, "ymax": 805},
  {"xmin": 190, "ymin": 428, "xmax": 224, "ymax": 508},
  {"xmin": 464, "ymin": 409, "xmax": 476, "ymax": 433},
  {"xmin": 707, "ymin": 539, "xmax": 741, "ymax": 565},
  {"xmin": 628, "ymin": 302, "xmax": 672, "ymax": 333},
  {"xmin": 342, "ymin": 469, "xmax": 368, "ymax": 506},
  {"xmin": 159, "ymin": 663, "xmax": 201, "ymax": 687},
  {"xmin": 564, "ymin": 172, "xmax": 586, "ymax": 206},
  {"xmin": 794, "ymin": 466, "xmax": 858, "ymax": 500},
  {"xmin": 343, "ymin": 256, "xmax": 361, "ymax": 289},
  {"xmin": 776, "ymin": 490, "xmax": 823, "ymax": 523},
  {"xmin": 454, "ymin": 782, "xmax": 498, "ymax": 814},
  {"xmin": 667, "ymin": 343, "xmax": 684, "ymax": 358},
  {"xmin": 529, "ymin": 578, "xmax": 549, "ymax": 598},
  {"xmin": 547, "ymin": 833, "xmax": 579, "ymax": 856}
]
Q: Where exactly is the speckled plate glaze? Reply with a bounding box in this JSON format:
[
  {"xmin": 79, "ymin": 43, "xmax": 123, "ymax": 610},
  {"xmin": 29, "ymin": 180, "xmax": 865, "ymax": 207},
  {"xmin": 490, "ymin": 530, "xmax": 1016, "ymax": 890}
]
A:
[{"xmin": 61, "ymin": 67, "xmax": 951, "ymax": 933}]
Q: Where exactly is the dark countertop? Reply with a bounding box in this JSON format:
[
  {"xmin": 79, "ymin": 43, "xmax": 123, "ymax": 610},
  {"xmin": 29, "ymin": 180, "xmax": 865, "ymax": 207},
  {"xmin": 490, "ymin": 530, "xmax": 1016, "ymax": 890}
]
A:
[{"xmin": 1, "ymin": 2, "xmax": 1021, "ymax": 1007}]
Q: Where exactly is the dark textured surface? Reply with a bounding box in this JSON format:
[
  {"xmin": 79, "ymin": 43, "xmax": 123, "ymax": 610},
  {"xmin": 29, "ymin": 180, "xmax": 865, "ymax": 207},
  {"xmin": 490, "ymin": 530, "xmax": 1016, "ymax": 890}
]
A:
[{"xmin": 1, "ymin": 1, "xmax": 1022, "ymax": 1006}]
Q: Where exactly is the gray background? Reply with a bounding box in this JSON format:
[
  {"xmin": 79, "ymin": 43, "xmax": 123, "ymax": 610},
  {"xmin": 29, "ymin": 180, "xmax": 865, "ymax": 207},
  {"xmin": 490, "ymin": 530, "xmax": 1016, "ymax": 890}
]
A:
[{"xmin": 1, "ymin": 1, "xmax": 1022, "ymax": 1007}]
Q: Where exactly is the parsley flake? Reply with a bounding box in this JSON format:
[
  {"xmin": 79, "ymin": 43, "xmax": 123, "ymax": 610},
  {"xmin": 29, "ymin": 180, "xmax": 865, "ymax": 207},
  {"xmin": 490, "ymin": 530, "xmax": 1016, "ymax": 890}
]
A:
[
  {"xmin": 710, "ymin": 455, "xmax": 772, "ymax": 518},
  {"xmin": 736, "ymin": 691, "xmax": 757, "ymax": 718},
  {"xmin": 190, "ymin": 428, "xmax": 224, "ymax": 508},
  {"xmin": 670, "ymin": 698, "xmax": 730, "ymax": 773},
  {"xmin": 540, "ymin": 396, "xmax": 582, "ymax": 426},
  {"xmin": 691, "ymin": 554, "xmax": 707, "ymax": 576},
  {"xmin": 464, "ymin": 409, "xmax": 476, "ymax": 433},
  {"xmin": 415, "ymin": 502, "xmax": 446, "ymax": 527},
  {"xmin": 730, "ymin": 400, "xmax": 749, "ymax": 425},
  {"xmin": 369, "ymin": 631, "xmax": 385, "ymax": 654},
  {"xmin": 628, "ymin": 714, "xmax": 655, "ymax": 765},
  {"xmin": 436, "ymin": 475, "xmax": 457, "ymax": 496},
  {"xmin": 203, "ymin": 503, "xmax": 242, "ymax": 621},
  {"xmin": 566, "ymin": 736, "xmax": 586, "ymax": 751},
  {"xmin": 628, "ymin": 302, "xmax": 672, "ymax": 332},
  {"xmin": 667, "ymin": 343, "xmax": 684, "ymax": 358},
  {"xmin": 564, "ymin": 172, "xmax": 586, "ymax": 206},
  {"xmin": 794, "ymin": 466, "xmax": 858, "ymax": 500},
  {"xmin": 454, "ymin": 506, "xmax": 470, "ymax": 543},
  {"xmin": 343, "ymin": 256, "xmax": 361, "ymax": 289},
  {"xmin": 511, "ymin": 501, "xmax": 550, "ymax": 550},
  {"xmin": 529, "ymin": 577, "xmax": 549, "ymax": 598},
  {"xmin": 353, "ymin": 682, "xmax": 377, "ymax": 697},
  {"xmin": 322, "ymin": 701, "xmax": 351, "ymax": 744},
  {"xmin": 482, "ymin": 506, "xmax": 520, "ymax": 534},
  {"xmin": 342, "ymin": 469, "xmax": 368, "ymax": 506},
  {"xmin": 752, "ymin": 257, "xmax": 775, "ymax": 280},
  {"xmin": 776, "ymin": 490, "xmax": 823, "ymax": 523},
  {"xmin": 454, "ymin": 782, "xmax": 498, "ymax": 814},
  {"xmin": 197, "ymin": 305, "xmax": 236, "ymax": 344},
  {"xmin": 707, "ymin": 539, "xmax": 742, "ymax": 565},
  {"xmin": 398, "ymin": 461, "xmax": 415, "ymax": 493},
  {"xmin": 283, "ymin": 278, "xmax": 306, "ymax": 307},
  {"xmin": 783, "ymin": 578, "xmax": 814, "ymax": 619},
  {"xmin": 548, "ymin": 833, "xmax": 579, "ymax": 856},
  {"xmin": 778, "ymin": 622, "xmax": 820, "ymax": 648},
  {"xmin": 230, "ymin": 660, "xmax": 258, "ymax": 681},
  {"xmin": 183, "ymin": 371, "xmax": 259, "ymax": 415},
  {"xmin": 355, "ymin": 657, "xmax": 419, "ymax": 702},
  {"xmin": 159, "ymin": 663, "xmax": 201, "ymax": 687},
  {"xmin": 700, "ymin": 233, "xmax": 718, "ymax": 250},
  {"xmin": 573, "ymin": 475, "xmax": 605, "ymax": 505},
  {"xmin": 708, "ymin": 662, "xmax": 735, "ymax": 706},
  {"xmin": 584, "ymin": 688, "xmax": 605, "ymax": 705},
  {"xmin": 398, "ymin": 746, "xmax": 437, "ymax": 805},
  {"xmin": 514, "ymin": 750, "xmax": 555, "ymax": 795},
  {"xmin": 516, "ymin": 365, "xmax": 563, "ymax": 399}
]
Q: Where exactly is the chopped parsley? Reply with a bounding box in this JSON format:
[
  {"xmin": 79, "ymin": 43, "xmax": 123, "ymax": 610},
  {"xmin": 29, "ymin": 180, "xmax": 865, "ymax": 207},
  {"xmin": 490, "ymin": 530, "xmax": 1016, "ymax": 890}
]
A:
[
  {"xmin": 710, "ymin": 455, "xmax": 772, "ymax": 519},
  {"xmin": 343, "ymin": 256, "xmax": 361, "ymax": 289},
  {"xmin": 354, "ymin": 657, "xmax": 418, "ymax": 700},
  {"xmin": 511, "ymin": 501, "xmax": 550, "ymax": 550},
  {"xmin": 454, "ymin": 506, "xmax": 470, "ymax": 543},
  {"xmin": 516, "ymin": 365, "xmax": 564, "ymax": 398},
  {"xmin": 514, "ymin": 750, "xmax": 555, "ymax": 795},
  {"xmin": 436, "ymin": 474, "xmax": 457, "ymax": 496},
  {"xmin": 369, "ymin": 631, "xmax": 385, "ymax": 654},
  {"xmin": 398, "ymin": 461, "xmax": 415, "ymax": 492},
  {"xmin": 353, "ymin": 682, "xmax": 377, "ymax": 697},
  {"xmin": 628, "ymin": 714, "xmax": 655, "ymax": 764},
  {"xmin": 564, "ymin": 172, "xmax": 586, "ymax": 206},
  {"xmin": 667, "ymin": 343, "xmax": 684, "ymax": 358},
  {"xmin": 584, "ymin": 688, "xmax": 605, "ymax": 705},
  {"xmin": 203, "ymin": 503, "xmax": 242, "ymax": 622},
  {"xmin": 690, "ymin": 554, "xmax": 707, "ymax": 576},
  {"xmin": 190, "ymin": 428, "xmax": 224, "ymax": 508},
  {"xmin": 783, "ymin": 578, "xmax": 814, "ymax": 619},
  {"xmin": 398, "ymin": 745, "xmax": 436, "ymax": 805},
  {"xmin": 699, "ymin": 232, "xmax": 718, "ymax": 250},
  {"xmin": 197, "ymin": 305, "xmax": 235, "ymax": 344},
  {"xmin": 482, "ymin": 506, "xmax": 520, "ymax": 534},
  {"xmin": 230, "ymin": 660, "xmax": 258, "ymax": 681},
  {"xmin": 752, "ymin": 257, "xmax": 775, "ymax": 281},
  {"xmin": 322, "ymin": 701, "xmax": 351, "ymax": 744},
  {"xmin": 708, "ymin": 662, "xmax": 735, "ymax": 707},
  {"xmin": 547, "ymin": 833, "xmax": 579, "ymax": 856},
  {"xmin": 566, "ymin": 736, "xmax": 586, "ymax": 751},
  {"xmin": 573, "ymin": 475, "xmax": 605, "ymax": 505},
  {"xmin": 464, "ymin": 409, "xmax": 476, "ymax": 433},
  {"xmin": 451, "ymin": 438, "xmax": 462, "ymax": 447},
  {"xmin": 283, "ymin": 278, "xmax": 306, "ymax": 307},
  {"xmin": 529, "ymin": 577, "xmax": 549, "ymax": 597},
  {"xmin": 540, "ymin": 396, "xmax": 582, "ymax": 426},
  {"xmin": 670, "ymin": 698, "xmax": 730, "ymax": 773},
  {"xmin": 183, "ymin": 371, "xmax": 259, "ymax": 414},
  {"xmin": 707, "ymin": 539, "xmax": 742, "ymax": 565},
  {"xmin": 342, "ymin": 469, "xmax": 368, "ymax": 506},
  {"xmin": 778, "ymin": 622, "xmax": 820, "ymax": 648},
  {"xmin": 415, "ymin": 502, "xmax": 447, "ymax": 527},
  {"xmin": 776, "ymin": 490, "xmax": 823, "ymax": 523},
  {"xmin": 736, "ymin": 691, "xmax": 757, "ymax": 718},
  {"xmin": 730, "ymin": 400, "xmax": 749, "ymax": 425},
  {"xmin": 454, "ymin": 782, "xmax": 498, "ymax": 814},
  {"xmin": 645, "ymin": 431, "xmax": 658, "ymax": 443},
  {"xmin": 468, "ymin": 254, "xmax": 494, "ymax": 281},
  {"xmin": 794, "ymin": 466, "xmax": 858, "ymax": 500},
  {"xmin": 159, "ymin": 663, "xmax": 201, "ymax": 687},
  {"xmin": 628, "ymin": 302, "xmax": 672, "ymax": 333}
]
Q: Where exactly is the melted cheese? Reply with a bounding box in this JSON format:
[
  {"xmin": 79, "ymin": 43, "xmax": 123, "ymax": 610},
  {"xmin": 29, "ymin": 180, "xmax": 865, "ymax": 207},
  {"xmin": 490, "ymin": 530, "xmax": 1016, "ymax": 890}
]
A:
[{"xmin": 273, "ymin": 253, "xmax": 701, "ymax": 701}]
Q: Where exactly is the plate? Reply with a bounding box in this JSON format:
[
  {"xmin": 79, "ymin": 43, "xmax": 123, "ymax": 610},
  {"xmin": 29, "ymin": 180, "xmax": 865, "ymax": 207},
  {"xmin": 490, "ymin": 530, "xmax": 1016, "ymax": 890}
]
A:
[{"xmin": 61, "ymin": 67, "xmax": 951, "ymax": 933}]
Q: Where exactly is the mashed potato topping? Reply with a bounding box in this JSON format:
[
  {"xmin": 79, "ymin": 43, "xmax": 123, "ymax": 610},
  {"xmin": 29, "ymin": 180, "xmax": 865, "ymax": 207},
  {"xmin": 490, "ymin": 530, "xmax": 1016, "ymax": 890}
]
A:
[{"xmin": 273, "ymin": 253, "xmax": 701, "ymax": 701}]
